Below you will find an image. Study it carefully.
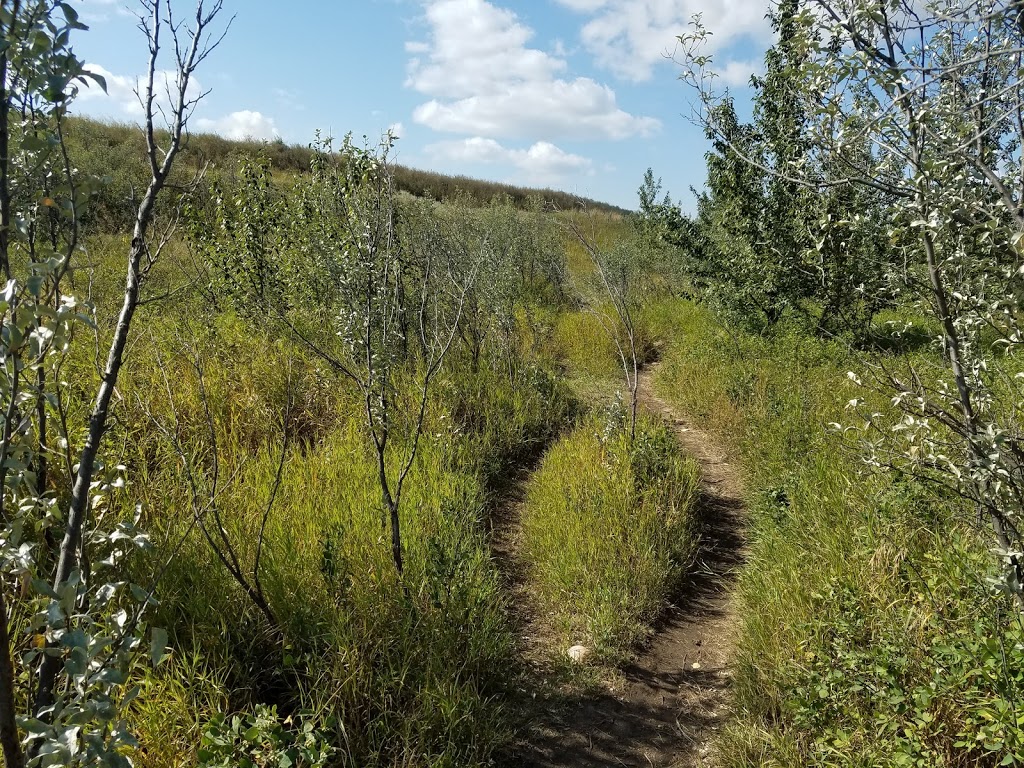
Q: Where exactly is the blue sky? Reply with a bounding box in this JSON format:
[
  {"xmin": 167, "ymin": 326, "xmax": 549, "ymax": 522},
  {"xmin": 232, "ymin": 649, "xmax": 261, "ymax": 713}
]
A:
[{"xmin": 72, "ymin": 0, "xmax": 772, "ymax": 211}]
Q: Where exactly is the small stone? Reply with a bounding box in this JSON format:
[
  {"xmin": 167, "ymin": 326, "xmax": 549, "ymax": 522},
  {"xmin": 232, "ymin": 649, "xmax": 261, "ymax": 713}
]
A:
[
  {"xmin": 567, "ymin": 645, "xmax": 591, "ymax": 663},
  {"xmin": 691, "ymin": 662, "xmax": 702, "ymax": 670}
]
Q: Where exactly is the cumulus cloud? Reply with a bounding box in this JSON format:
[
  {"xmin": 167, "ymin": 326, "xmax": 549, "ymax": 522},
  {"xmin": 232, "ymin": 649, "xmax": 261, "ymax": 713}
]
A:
[
  {"xmin": 427, "ymin": 137, "xmax": 593, "ymax": 184},
  {"xmin": 78, "ymin": 64, "xmax": 203, "ymax": 120},
  {"xmin": 718, "ymin": 58, "xmax": 764, "ymax": 87},
  {"xmin": 413, "ymin": 79, "xmax": 657, "ymax": 140},
  {"xmin": 554, "ymin": 0, "xmax": 773, "ymax": 82},
  {"xmin": 196, "ymin": 111, "xmax": 280, "ymax": 141},
  {"xmin": 407, "ymin": 0, "xmax": 565, "ymax": 99},
  {"xmin": 78, "ymin": 64, "xmax": 148, "ymax": 117},
  {"xmin": 407, "ymin": 0, "xmax": 658, "ymax": 141}
]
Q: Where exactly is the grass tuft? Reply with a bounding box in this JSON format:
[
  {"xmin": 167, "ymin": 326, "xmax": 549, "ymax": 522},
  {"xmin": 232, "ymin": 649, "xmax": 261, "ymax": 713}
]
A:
[{"xmin": 519, "ymin": 410, "xmax": 700, "ymax": 660}]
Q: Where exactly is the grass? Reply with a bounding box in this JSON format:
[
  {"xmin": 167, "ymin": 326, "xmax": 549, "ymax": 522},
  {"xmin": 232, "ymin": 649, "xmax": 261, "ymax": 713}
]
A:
[
  {"xmin": 47, "ymin": 124, "xmax": 994, "ymax": 768},
  {"xmin": 648, "ymin": 298, "xmax": 1024, "ymax": 766},
  {"xmin": 518, "ymin": 411, "xmax": 700, "ymax": 660},
  {"xmin": 89, "ymin": 289, "xmax": 578, "ymax": 767}
]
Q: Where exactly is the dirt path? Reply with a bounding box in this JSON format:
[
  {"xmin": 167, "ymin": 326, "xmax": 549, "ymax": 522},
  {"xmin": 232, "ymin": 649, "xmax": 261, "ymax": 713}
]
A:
[{"xmin": 499, "ymin": 365, "xmax": 748, "ymax": 768}]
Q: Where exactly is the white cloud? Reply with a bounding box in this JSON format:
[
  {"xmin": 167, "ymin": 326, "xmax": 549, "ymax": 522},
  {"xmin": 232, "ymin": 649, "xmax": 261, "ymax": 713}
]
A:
[
  {"xmin": 78, "ymin": 64, "xmax": 145, "ymax": 116},
  {"xmin": 413, "ymin": 78, "xmax": 657, "ymax": 140},
  {"xmin": 78, "ymin": 64, "xmax": 278, "ymax": 143},
  {"xmin": 554, "ymin": 0, "xmax": 773, "ymax": 82},
  {"xmin": 427, "ymin": 137, "xmax": 594, "ymax": 184},
  {"xmin": 196, "ymin": 111, "xmax": 280, "ymax": 141},
  {"xmin": 718, "ymin": 58, "xmax": 764, "ymax": 87},
  {"xmin": 78, "ymin": 64, "xmax": 203, "ymax": 121},
  {"xmin": 408, "ymin": 0, "xmax": 565, "ymax": 99},
  {"xmin": 407, "ymin": 0, "xmax": 658, "ymax": 141}
]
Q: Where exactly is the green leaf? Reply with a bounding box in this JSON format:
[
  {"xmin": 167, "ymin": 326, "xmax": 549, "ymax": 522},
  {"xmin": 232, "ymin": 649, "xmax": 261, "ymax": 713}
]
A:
[{"xmin": 150, "ymin": 626, "xmax": 168, "ymax": 667}]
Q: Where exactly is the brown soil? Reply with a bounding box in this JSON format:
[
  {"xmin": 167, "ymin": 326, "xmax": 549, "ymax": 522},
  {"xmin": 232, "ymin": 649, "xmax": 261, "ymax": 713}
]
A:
[{"xmin": 496, "ymin": 365, "xmax": 748, "ymax": 768}]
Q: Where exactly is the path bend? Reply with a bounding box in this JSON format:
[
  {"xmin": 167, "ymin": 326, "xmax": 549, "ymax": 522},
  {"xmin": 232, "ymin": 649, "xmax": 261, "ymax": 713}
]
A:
[{"xmin": 501, "ymin": 364, "xmax": 748, "ymax": 768}]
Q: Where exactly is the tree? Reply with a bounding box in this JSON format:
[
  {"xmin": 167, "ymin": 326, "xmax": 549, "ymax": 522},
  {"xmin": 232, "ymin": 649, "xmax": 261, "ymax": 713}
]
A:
[
  {"xmin": 0, "ymin": 1, "xmax": 227, "ymax": 765},
  {"xmin": 692, "ymin": 98, "xmax": 778, "ymax": 325},
  {"xmin": 444, "ymin": 193, "xmax": 564, "ymax": 378},
  {"xmin": 681, "ymin": 2, "xmax": 899, "ymax": 334},
  {"xmin": 194, "ymin": 137, "xmax": 473, "ymax": 576},
  {"xmin": 568, "ymin": 216, "xmax": 649, "ymax": 441},
  {"xmin": 680, "ymin": 0, "xmax": 1024, "ymax": 602},
  {"xmin": 635, "ymin": 169, "xmax": 686, "ymax": 247}
]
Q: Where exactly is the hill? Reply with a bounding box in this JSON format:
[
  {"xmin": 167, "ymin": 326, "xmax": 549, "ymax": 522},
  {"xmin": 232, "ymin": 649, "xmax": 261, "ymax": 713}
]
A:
[{"xmin": 64, "ymin": 116, "xmax": 630, "ymax": 226}]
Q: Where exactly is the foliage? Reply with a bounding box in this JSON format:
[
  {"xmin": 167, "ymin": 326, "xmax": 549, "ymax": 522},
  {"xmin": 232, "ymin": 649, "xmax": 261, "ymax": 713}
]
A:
[
  {"xmin": 652, "ymin": 298, "xmax": 1024, "ymax": 766},
  {"xmin": 197, "ymin": 706, "xmax": 333, "ymax": 768},
  {"xmin": 193, "ymin": 136, "xmax": 477, "ymax": 575},
  {"xmin": 634, "ymin": 168, "xmax": 689, "ymax": 252},
  {"xmin": 565, "ymin": 218, "xmax": 659, "ymax": 439},
  {"xmin": 678, "ymin": 2, "xmax": 897, "ymax": 334},
  {"xmin": 0, "ymin": 1, "xmax": 229, "ymax": 765}
]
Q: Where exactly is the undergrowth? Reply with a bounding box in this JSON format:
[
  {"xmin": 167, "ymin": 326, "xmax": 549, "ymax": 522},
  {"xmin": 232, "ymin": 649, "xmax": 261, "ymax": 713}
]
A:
[
  {"xmin": 650, "ymin": 298, "xmax": 1024, "ymax": 767},
  {"xmin": 100, "ymin": 303, "xmax": 575, "ymax": 768}
]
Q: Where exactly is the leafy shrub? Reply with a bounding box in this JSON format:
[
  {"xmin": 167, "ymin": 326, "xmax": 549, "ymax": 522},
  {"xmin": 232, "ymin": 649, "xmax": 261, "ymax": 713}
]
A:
[{"xmin": 197, "ymin": 706, "xmax": 333, "ymax": 768}]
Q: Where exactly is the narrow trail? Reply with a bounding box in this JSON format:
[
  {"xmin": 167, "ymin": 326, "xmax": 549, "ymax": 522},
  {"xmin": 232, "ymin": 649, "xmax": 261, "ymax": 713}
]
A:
[{"xmin": 497, "ymin": 364, "xmax": 748, "ymax": 768}]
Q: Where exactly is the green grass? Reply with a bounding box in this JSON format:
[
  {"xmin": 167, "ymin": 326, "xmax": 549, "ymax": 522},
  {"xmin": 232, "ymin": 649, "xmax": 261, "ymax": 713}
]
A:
[
  {"xmin": 31, "ymin": 124, "xmax": 698, "ymax": 768},
  {"xmin": 519, "ymin": 412, "xmax": 700, "ymax": 660},
  {"xmin": 92, "ymin": 293, "xmax": 577, "ymax": 767},
  {"xmin": 649, "ymin": 298, "xmax": 1024, "ymax": 766}
]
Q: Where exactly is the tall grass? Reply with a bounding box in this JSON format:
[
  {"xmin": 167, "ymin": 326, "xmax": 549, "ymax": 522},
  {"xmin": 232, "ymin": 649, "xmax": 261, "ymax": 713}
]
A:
[
  {"xmin": 519, "ymin": 411, "xmax": 700, "ymax": 659},
  {"xmin": 649, "ymin": 298, "xmax": 1024, "ymax": 766},
  {"xmin": 99, "ymin": 300, "xmax": 576, "ymax": 767}
]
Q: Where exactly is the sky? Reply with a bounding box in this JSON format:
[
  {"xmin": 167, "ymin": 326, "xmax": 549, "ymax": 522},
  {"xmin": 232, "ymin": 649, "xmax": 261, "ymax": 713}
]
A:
[{"xmin": 71, "ymin": 0, "xmax": 773, "ymax": 211}]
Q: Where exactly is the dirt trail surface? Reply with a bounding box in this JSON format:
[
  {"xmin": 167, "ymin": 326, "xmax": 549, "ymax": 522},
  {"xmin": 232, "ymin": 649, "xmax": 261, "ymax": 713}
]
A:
[{"xmin": 499, "ymin": 366, "xmax": 748, "ymax": 768}]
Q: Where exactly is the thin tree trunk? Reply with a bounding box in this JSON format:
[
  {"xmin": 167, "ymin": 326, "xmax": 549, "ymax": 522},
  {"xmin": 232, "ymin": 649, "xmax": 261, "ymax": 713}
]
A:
[
  {"xmin": 0, "ymin": 6, "xmax": 24, "ymax": 759},
  {"xmin": 375, "ymin": 447, "xmax": 404, "ymax": 575},
  {"xmin": 34, "ymin": 231, "xmax": 149, "ymax": 715},
  {"xmin": 0, "ymin": 0, "xmax": 18, "ymax": 282},
  {"xmin": 0, "ymin": 588, "xmax": 24, "ymax": 768},
  {"xmin": 389, "ymin": 502, "xmax": 404, "ymax": 576}
]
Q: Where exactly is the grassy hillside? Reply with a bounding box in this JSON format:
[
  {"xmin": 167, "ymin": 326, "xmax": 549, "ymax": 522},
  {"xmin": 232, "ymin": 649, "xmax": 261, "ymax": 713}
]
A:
[
  {"xmin": 9, "ymin": 112, "xmax": 689, "ymax": 765},
  {"xmin": 64, "ymin": 116, "xmax": 629, "ymax": 232}
]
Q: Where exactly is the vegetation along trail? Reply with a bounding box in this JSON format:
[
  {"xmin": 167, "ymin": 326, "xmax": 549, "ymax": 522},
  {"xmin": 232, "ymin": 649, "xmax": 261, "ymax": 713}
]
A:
[{"xmin": 499, "ymin": 363, "xmax": 747, "ymax": 768}]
